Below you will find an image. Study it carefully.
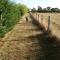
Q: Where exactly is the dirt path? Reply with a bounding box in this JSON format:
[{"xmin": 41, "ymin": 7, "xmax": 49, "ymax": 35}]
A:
[
  {"xmin": 0, "ymin": 14, "xmax": 60, "ymax": 60},
  {"xmin": 0, "ymin": 14, "xmax": 43, "ymax": 60}
]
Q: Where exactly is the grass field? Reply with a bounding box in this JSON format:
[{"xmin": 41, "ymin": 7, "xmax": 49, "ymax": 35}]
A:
[{"xmin": 32, "ymin": 13, "xmax": 60, "ymax": 39}]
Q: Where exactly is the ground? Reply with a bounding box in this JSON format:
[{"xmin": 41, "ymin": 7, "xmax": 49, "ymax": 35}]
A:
[
  {"xmin": 0, "ymin": 14, "xmax": 60, "ymax": 60},
  {"xmin": 0, "ymin": 14, "xmax": 43, "ymax": 60}
]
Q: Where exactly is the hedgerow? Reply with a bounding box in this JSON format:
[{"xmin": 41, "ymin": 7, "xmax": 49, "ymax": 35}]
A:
[{"xmin": 0, "ymin": 0, "xmax": 28, "ymax": 37}]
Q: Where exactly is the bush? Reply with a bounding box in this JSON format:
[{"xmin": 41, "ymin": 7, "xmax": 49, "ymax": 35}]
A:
[{"xmin": 0, "ymin": 0, "xmax": 28, "ymax": 37}]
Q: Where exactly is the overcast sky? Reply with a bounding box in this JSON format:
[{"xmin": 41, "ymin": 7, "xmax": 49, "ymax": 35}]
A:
[{"xmin": 11, "ymin": 0, "xmax": 60, "ymax": 9}]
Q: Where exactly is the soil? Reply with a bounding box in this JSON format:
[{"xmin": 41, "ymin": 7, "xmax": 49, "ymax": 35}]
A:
[{"xmin": 0, "ymin": 14, "xmax": 60, "ymax": 60}]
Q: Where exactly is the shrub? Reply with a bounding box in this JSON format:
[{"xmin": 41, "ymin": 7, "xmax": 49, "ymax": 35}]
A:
[{"xmin": 0, "ymin": 0, "xmax": 28, "ymax": 37}]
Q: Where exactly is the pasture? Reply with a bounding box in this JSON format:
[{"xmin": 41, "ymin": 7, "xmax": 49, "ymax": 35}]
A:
[{"xmin": 32, "ymin": 13, "xmax": 60, "ymax": 39}]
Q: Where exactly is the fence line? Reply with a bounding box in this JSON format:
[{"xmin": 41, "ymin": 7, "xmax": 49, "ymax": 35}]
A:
[
  {"xmin": 30, "ymin": 12, "xmax": 60, "ymax": 39},
  {"xmin": 30, "ymin": 12, "xmax": 51, "ymax": 31}
]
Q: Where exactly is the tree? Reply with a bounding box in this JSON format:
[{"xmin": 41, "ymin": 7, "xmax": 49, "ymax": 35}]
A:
[
  {"xmin": 31, "ymin": 8, "xmax": 36, "ymax": 12},
  {"xmin": 17, "ymin": 4, "xmax": 28, "ymax": 16},
  {"xmin": 36, "ymin": 6, "xmax": 60, "ymax": 13},
  {"xmin": 51, "ymin": 8, "xmax": 56, "ymax": 12},
  {"xmin": 37, "ymin": 6, "xmax": 42, "ymax": 12},
  {"xmin": 46, "ymin": 7, "xmax": 51, "ymax": 12}
]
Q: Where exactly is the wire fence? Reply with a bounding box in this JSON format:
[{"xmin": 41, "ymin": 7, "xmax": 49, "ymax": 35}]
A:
[{"xmin": 30, "ymin": 12, "xmax": 60, "ymax": 39}]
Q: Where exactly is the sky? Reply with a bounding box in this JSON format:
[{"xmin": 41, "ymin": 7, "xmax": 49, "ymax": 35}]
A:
[{"xmin": 11, "ymin": 0, "xmax": 60, "ymax": 9}]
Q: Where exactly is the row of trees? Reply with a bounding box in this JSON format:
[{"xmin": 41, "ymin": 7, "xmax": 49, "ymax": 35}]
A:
[
  {"xmin": 0, "ymin": 0, "xmax": 28, "ymax": 37},
  {"xmin": 31, "ymin": 6, "xmax": 60, "ymax": 13}
]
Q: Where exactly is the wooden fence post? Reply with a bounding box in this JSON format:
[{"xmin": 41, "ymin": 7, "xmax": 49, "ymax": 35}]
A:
[
  {"xmin": 41, "ymin": 15, "xmax": 43, "ymax": 25},
  {"xmin": 36, "ymin": 13, "xmax": 37, "ymax": 19},
  {"xmin": 47, "ymin": 16, "xmax": 50, "ymax": 31},
  {"xmin": 38, "ymin": 14, "xmax": 39, "ymax": 22}
]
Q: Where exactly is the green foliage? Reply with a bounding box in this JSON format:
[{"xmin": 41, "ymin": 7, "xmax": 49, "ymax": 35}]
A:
[
  {"xmin": 0, "ymin": 0, "xmax": 28, "ymax": 37},
  {"xmin": 31, "ymin": 8, "xmax": 36, "ymax": 13},
  {"xmin": 17, "ymin": 4, "xmax": 29, "ymax": 15},
  {"xmin": 32, "ymin": 6, "xmax": 60, "ymax": 13},
  {"xmin": 0, "ymin": 26, "xmax": 7, "ymax": 37}
]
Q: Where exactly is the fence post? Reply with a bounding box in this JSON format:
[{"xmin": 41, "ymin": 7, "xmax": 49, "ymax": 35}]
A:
[
  {"xmin": 36, "ymin": 13, "xmax": 37, "ymax": 19},
  {"xmin": 47, "ymin": 16, "xmax": 50, "ymax": 31},
  {"xmin": 41, "ymin": 15, "xmax": 43, "ymax": 25},
  {"xmin": 38, "ymin": 14, "xmax": 39, "ymax": 22}
]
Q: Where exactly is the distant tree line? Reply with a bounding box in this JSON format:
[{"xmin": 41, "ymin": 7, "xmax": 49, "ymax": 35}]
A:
[
  {"xmin": 31, "ymin": 6, "xmax": 60, "ymax": 13},
  {"xmin": 0, "ymin": 0, "xmax": 28, "ymax": 37}
]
